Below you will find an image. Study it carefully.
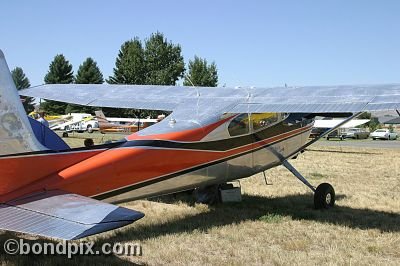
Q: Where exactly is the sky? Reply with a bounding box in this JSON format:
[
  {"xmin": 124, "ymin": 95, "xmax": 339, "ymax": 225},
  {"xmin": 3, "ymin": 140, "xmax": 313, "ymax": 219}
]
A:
[{"xmin": 1, "ymin": 0, "xmax": 400, "ymax": 87}]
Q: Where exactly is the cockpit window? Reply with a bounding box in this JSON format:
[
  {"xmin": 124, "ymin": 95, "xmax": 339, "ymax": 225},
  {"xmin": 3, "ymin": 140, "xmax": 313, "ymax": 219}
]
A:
[
  {"xmin": 228, "ymin": 114, "xmax": 250, "ymax": 136},
  {"xmin": 251, "ymin": 113, "xmax": 279, "ymax": 131}
]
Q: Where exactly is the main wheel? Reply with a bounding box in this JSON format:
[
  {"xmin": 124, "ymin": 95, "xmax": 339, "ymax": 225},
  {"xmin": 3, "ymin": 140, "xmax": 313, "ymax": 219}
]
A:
[
  {"xmin": 314, "ymin": 183, "xmax": 335, "ymax": 209},
  {"xmin": 193, "ymin": 185, "xmax": 221, "ymax": 204}
]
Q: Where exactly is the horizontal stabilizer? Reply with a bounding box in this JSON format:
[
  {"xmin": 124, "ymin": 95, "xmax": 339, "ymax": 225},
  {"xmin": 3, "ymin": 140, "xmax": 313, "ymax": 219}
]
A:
[{"xmin": 0, "ymin": 190, "xmax": 144, "ymax": 240}]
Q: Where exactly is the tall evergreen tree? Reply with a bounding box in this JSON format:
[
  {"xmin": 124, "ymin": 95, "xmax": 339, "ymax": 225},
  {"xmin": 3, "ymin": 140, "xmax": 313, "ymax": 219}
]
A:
[
  {"xmin": 42, "ymin": 54, "xmax": 74, "ymax": 115},
  {"xmin": 144, "ymin": 32, "xmax": 185, "ymax": 85},
  {"xmin": 183, "ymin": 56, "xmax": 218, "ymax": 87},
  {"xmin": 107, "ymin": 38, "xmax": 146, "ymax": 84},
  {"xmin": 75, "ymin": 57, "xmax": 104, "ymax": 84},
  {"xmin": 11, "ymin": 67, "xmax": 35, "ymax": 113},
  {"xmin": 107, "ymin": 32, "xmax": 184, "ymax": 117},
  {"xmin": 107, "ymin": 39, "xmax": 146, "ymax": 117},
  {"xmin": 66, "ymin": 57, "xmax": 104, "ymax": 114}
]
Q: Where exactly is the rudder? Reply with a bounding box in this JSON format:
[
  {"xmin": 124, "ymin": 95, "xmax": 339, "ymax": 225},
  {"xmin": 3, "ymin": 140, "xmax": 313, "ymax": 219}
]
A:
[{"xmin": 0, "ymin": 49, "xmax": 46, "ymax": 155}]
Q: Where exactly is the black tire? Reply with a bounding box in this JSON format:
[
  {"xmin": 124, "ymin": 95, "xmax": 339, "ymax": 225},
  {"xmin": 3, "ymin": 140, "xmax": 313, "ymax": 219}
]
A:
[
  {"xmin": 87, "ymin": 125, "xmax": 93, "ymax": 133},
  {"xmin": 62, "ymin": 132, "xmax": 68, "ymax": 138},
  {"xmin": 314, "ymin": 183, "xmax": 335, "ymax": 209},
  {"xmin": 193, "ymin": 185, "xmax": 221, "ymax": 204}
]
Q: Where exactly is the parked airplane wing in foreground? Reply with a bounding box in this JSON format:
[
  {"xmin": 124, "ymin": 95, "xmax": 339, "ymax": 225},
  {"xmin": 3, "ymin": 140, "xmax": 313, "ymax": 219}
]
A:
[
  {"xmin": 20, "ymin": 83, "xmax": 400, "ymax": 113},
  {"xmin": 0, "ymin": 190, "xmax": 144, "ymax": 240}
]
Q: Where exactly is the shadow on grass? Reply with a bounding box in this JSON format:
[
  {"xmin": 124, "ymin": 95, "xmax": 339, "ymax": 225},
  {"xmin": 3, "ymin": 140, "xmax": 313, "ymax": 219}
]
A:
[
  {"xmin": 98, "ymin": 193, "xmax": 400, "ymax": 245},
  {"xmin": 2, "ymin": 193, "xmax": 399, "ymax": 265}
]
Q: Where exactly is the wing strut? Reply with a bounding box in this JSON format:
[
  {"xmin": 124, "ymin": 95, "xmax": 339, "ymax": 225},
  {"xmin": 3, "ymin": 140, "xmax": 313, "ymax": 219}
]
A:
[
  {"xmin": 282, "ymin": 160, "xmax": 315, "ymax": 192},
  {"xmin": 279, "ymin": 112, "xmax": 363, "ymax": 209}
]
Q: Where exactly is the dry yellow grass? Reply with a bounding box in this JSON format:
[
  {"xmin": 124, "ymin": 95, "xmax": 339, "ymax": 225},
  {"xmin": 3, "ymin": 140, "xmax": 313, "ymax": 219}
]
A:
[{"xmin": 1, "ymin": 141, "xmax": 399, "ymax": 265}]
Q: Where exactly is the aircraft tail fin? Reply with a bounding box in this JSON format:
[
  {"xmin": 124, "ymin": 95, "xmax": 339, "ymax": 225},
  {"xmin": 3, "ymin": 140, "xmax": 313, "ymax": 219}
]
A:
[
  {"xmin": 0, "ymin": 50, "xmax": 47, "ymax": 155},
  {"xmin": 94, "ymin": 110, "xmax": 108, "ymax": 123}
]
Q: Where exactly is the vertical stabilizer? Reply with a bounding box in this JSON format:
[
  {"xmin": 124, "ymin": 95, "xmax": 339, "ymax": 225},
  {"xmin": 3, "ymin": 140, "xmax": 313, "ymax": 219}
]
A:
[
  {"xmin": 0, "ymin": 49, "xmax": 47, "ymax": 155},
  {"xmin": 94, "ymin": 110, "xmax": 108, "ymax": 123}
]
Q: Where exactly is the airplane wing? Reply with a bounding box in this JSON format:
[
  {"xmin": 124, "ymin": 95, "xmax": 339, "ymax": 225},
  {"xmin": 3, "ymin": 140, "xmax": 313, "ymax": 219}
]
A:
[
  {"xmin": 313, "ymin": 119, "xmax": 370, "ymax": 128},
  {"xmin": 0, "ymin": 190, "xmax": 144, "ymax": 240},
  {"xmin": 20, "ymin": 84, "xmax": 400, "ymax": 113}
]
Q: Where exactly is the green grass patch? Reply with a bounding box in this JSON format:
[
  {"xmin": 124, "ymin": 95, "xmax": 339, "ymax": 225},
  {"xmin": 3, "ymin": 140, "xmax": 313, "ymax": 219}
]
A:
[
  {"xmin": 259, "ymin": 213, "xmax": 284, "ymax": 223},
  {"xmin": 310, "ymin": 172, "xmax": 325, "ymax": 179}
]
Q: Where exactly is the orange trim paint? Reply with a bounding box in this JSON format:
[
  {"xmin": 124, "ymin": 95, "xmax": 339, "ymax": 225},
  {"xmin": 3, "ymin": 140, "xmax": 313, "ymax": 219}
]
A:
[{"xmin": 1, "ymin": 125, "xmax": 311, "ymax": 202}]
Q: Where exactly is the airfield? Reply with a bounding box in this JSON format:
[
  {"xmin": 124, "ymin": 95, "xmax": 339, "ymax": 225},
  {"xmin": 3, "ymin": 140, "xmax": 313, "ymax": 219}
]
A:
[{"xmin": 1, "ymin": 134, "xmax": 399, "ymax": 265}]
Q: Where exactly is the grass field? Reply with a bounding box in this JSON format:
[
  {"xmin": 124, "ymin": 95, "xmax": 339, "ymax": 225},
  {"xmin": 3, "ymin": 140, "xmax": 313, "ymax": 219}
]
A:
[{"xmin": 1, "ymin": 138, "xmax": 399, "ymax": 265}]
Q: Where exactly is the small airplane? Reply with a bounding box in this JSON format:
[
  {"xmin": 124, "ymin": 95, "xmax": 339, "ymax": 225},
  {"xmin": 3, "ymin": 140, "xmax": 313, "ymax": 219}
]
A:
[
  {"xmin": 95, "ymin": 110, "xmax": 158, "ymax": 134},
  {"xmin": 1, "ymin": 49, "xmax": 400, "ymax": 240}
]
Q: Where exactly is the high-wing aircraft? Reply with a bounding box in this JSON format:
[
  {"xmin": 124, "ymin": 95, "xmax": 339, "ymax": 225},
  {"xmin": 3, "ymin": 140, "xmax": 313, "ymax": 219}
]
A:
[
  {"xmin": 1, "ymin": 49, "xmax": 400, "ymax": 240},
  {"xmin": 95, "ymin": 110, "xmax": 158, "ymax": 134}
]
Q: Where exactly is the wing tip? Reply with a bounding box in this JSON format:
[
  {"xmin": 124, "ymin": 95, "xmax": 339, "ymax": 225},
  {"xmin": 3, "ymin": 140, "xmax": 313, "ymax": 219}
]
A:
[{"xmin": 71, "ymin": 207, "xmax": 145, "ymax": 240}]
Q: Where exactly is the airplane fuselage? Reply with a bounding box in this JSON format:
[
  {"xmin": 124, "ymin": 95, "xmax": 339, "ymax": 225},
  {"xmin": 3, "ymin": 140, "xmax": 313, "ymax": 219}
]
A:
[{"xmin": 0, "ymin": 113, "xmax": 313, "ymax": 203}]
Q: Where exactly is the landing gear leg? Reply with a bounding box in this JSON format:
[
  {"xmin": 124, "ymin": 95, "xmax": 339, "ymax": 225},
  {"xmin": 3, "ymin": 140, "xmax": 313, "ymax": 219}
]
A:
[{"xmin": 282, "ymin": 160, "xmax": 335, "ymax": 209}]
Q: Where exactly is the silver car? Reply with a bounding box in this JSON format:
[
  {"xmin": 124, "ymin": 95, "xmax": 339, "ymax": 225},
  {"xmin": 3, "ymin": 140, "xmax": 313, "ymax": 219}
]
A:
[{"xmin": 370, "ymin": 129, "xmax": 398, "ymax": 140}]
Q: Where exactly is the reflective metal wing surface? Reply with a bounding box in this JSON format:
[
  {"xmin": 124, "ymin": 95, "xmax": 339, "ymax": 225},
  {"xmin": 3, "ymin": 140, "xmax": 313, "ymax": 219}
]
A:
[
  {"xmin": 19, "ymin": 83, "xmax": 400, "ymax": 113},
  {"xmin": 0, "ymin": 190, "xmax": 144, "ymax": 240}
]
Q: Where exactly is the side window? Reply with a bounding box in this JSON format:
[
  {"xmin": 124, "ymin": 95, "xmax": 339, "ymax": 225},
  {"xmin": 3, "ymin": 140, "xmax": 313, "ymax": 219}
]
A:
[
  {"xmin": 251, "ymin": 113, "xmax": 279, "ymax": 131},
  {"xmin": 228, "ymin": 114, "xmax": 249, "ymax": 136}
]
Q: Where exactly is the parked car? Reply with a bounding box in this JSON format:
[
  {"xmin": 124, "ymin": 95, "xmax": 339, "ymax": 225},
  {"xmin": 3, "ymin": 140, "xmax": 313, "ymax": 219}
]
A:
[
  {"xmin": 71, "ymin": 120, "xmax": 99, "ymax": 133},
  {"xmin": 370, "ymin": 129, "xmax": 398, "ymax": 140},
  {"xmin": 344, "ymin": 128, "xmax": 370, "ymax": 139},
  {"xmin": 310, "ymin": 128, "xmax": 327, "ymax": 139},
  {"xmin": 326, "ymin": 129, "xmax": 346, "ymax": 140}
]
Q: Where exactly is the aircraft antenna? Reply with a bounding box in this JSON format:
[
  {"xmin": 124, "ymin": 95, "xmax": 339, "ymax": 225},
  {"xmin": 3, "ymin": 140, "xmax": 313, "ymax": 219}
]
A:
[
  {"xmin": 185, "ymin": 75, "xmax": 200, "ymax": 117},
  {"xmin": 185, "ymin": 75, "xmax": 200, "ymax": 97}
]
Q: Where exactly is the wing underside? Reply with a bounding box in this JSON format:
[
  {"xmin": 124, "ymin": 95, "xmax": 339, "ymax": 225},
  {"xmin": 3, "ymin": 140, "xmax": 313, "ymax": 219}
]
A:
[{"xmin": 0, "ymin": 190, "xmax": 144, "ymax": 240}]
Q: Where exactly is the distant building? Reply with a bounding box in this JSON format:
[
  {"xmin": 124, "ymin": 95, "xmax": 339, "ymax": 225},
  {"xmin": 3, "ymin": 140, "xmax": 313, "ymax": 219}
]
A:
[{"xmin": 384, "ymin": 117, "xmax": 400, "ymax": 130}]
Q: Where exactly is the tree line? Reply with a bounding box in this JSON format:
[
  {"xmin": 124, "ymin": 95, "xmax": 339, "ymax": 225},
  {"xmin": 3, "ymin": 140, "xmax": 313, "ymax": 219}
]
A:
[{"xmin": 13, "ymin": 32, "xmax": 218, "ymax": 117}]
